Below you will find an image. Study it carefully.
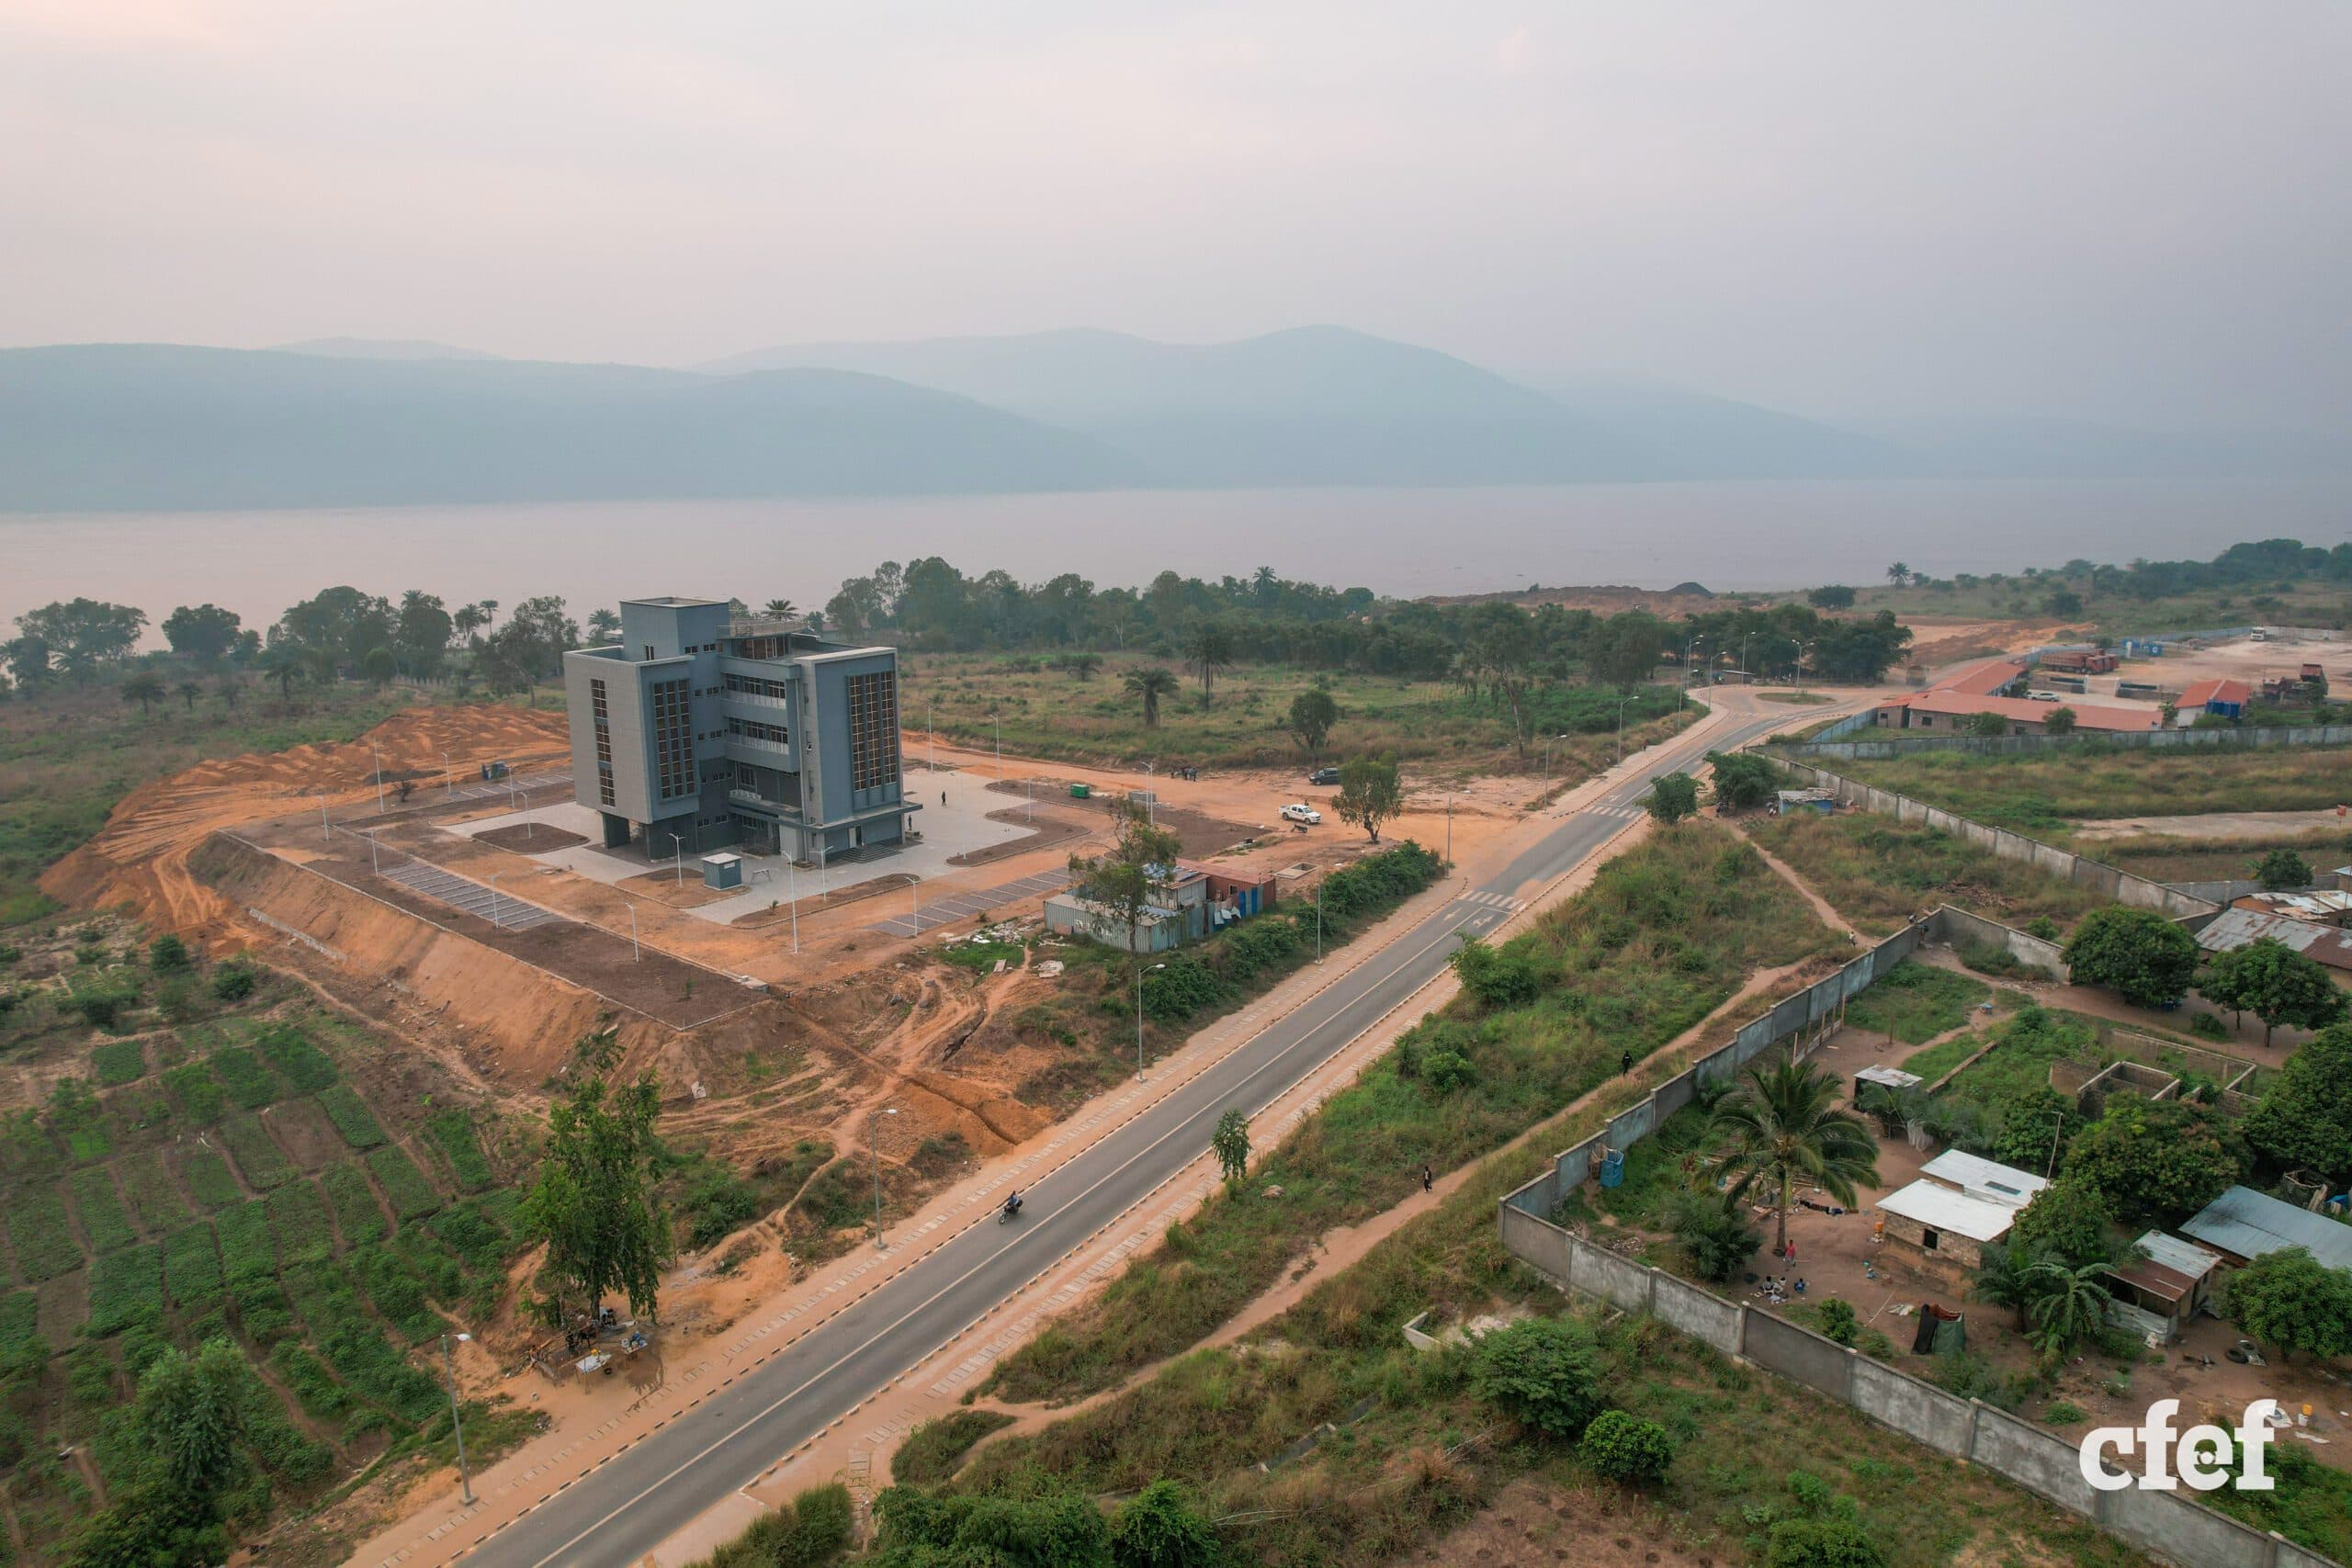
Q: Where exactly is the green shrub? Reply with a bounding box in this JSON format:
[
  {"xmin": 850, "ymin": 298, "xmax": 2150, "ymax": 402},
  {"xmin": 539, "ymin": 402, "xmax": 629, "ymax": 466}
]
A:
[
  {"xmin": 1671, "ymin": 1193, "xmax": 1762, "ymax": 1283},
  {"xmin": 1766, "ymin": 1515, "xmax": 1888, "ymax": 1568},
  {"xmin": 2189, "ymin": 1011, "xmax": 2231, "ymax": 1041},
  {"xmin": 1419, "ymin": 1048, "xmax": 1476, "ymax": 1094},
  {"xmin": 163, "ymin": 1061, "xmax": 227, "ymax": 1123},
  {"xmin": 1815, "ymin": 1298, "xmax": 1859, "ymax": 1347},
  {"xmin": 2044, "ymin": 1400, "xmax": 2087, "ymax": 1425},
  {"xmin": 65, "ymin": 976, "xmax": 141, "ymax": 1032},
  {"xmin": 424, "ymin": 1110, "xmax": 495, "ymax": 1191},
  {"xmin": 317, "ymin": 1084, "xmax": 387, "ymax": 1148},
  {"xmin": 68, "ymin": 1167, "xmax": 137, "ymax": 1254},
  {"xmin": 892, "ymin": 1411, "xmax": 1015, "ymax": 1486},
  {"xmin": 366, "ymin": 1146, "xmax": 443, "ymax": 1221},
  {"xmin": 1577, "ymin": 1410, "xmax": 1676, "ymax": 1485},
  {"xmin": 219, "ymin": 1114, "xmax": 295, "ymax": 1190},
  {"xmin": 209, "ymin": 1045, "xmax": 279, "ymax": 1110},
  {"xmin": 1471, "ymin": 1316, "xmax": 1600, "ymax": 1438},
  {"xmin": 90, "ymin": 1039, "xmax": 147, "ymax": 1087},
  {"xmin": 148, "ymin": 934, "xmax": 191, "ymax": 973},
  {"xmin": 210, "ymin": 963, "xmax": 256, "ymax": 1001},
  {"xmin": 254, "ymin": 1023, "xmax": 338, "ymax": 1092}
]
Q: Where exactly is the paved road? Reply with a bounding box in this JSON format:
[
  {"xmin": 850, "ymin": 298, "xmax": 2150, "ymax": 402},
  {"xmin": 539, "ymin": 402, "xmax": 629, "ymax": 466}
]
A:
[{"xmin": 462, "ymin": 702, "xmax": 1808, "ymax": 1567}]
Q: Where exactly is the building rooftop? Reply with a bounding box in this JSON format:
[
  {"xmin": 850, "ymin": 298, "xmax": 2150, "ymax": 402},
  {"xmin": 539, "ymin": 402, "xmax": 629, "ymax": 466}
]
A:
[
  {"xmin": 1877, "ymin": 1179, "xmax": 2018, "ymax": 1245},
  {"xmin": 1895, "ymin": 691, "xmax": 2164, "ymax": 732},
  {"xmin": 1918, "ymin": 1150, "xmax": 2050, "ymax": 1210},
  {"xmin": 1931, "ymin": 658, "xmax": 2030, "ymax": 697},
  {"xmin": 2231, "ymin": 890, "xmax": 2352, "ymax": 922},
  {"xmin": 2179, "ymin": 1186, "xmax": 2352, "ymax": 1271},
  {"xmin": 2180, "ymin": 677, "xmax": 2254, "ymax": 708},
  {"xmin": 2108, "ymin": 1230, "xmax": 2224, "ymax": 1305},
  {"xmin": 623, "ymin": 595, "xmax": 729, "ymax": 609},
  {"xmin": 2195, "ymin": 907, "xmax": 2352, "ymax": 972}
]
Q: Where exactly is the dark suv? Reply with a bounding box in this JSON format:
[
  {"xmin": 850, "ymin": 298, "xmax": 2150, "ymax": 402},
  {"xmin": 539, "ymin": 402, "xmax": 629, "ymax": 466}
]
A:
[{"xmin": 1306, "ymin": 766, "xmax": 1341, "ymax": 785}]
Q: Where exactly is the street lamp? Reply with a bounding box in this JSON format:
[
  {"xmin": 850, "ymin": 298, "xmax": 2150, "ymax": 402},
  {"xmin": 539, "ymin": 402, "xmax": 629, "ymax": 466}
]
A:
[
  {"xmin": 624, "ymin": 901, "xmax": 639, "ymax": 961},
  {"xmin": 318, "ymin": 793, "xmax": 332, "ymax": 843},
  {"xmin": 1444, "ymin": 794, "xmax": 1453, "ymax": 866},
  {"xmin": 360, "ymin": 828, "xmax": 382, "ymax": 875},
  {"xmin": 486, "ymin": 873, "xmax": 503, "ymax": 930},
  {"xmin": 1538, "ymin": 731, "xmax": 1571, "ymax": 804},
  {"xmin": 1798, "ymin": 640, "xmax": 1816, "ymax": 697},
  {"xmin": 369, "ymin": 739, "xmax": 387, "ymax": 812},
  {"xmin": 1316, "ymin": 878, "xmax": 1325, "ymax": 963},
  {"xmin": 1614, "ymin": 694, "xmax": 1640, "ymax": 762},
  {"xmin": 869, "ymin": 1106, "xmax": 899, "ymax": 1248},
  {"xmin": 786, "ymin": 858, "xmax": 799, "ymax": 954},
  {"xmin": 440, "ymin": 750, "xmax": 454, "ymax": 798},
  {"xmin": 442, "ymin": 1331, "xmax": 475, "ymax": 1506},
  {"xmin": 666, "ymin": 831, "xmax": 686, "ymax": 886},
  {"xmin": 1136, "ymin": 962, "xmax": 1166, "ymax": 1080}
]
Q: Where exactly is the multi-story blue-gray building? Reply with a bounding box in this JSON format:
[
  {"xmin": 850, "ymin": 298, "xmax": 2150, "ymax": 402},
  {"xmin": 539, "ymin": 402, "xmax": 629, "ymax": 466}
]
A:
[{"xmin": 562, "ymin": 597, "xmax": 915, "ymax": 864}]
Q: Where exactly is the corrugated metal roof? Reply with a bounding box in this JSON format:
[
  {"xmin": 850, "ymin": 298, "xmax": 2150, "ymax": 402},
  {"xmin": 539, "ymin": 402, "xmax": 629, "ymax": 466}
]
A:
[
  {"xmin": 2196, "ymin": 908, "xmax": 2352, "ymax": 972},
  {"xmin": 1898, "ymin": 691, "xmax": 2165, "ymax": 731},
  {"xmin": 2135, "ymin": 1230, "xmax": 2223, "ymax": 1281},
  {"xmin": 1920, "ymin": 1150, "xmax": 2050, "ymax": 1209},
  {"xmin": 2179, "ymin": 1186, "xmax": 2352, "ymax": 1271},
  {"xmin": 1877, "ymin": 1179, "xmax": 2018, "ymax": 1244}
]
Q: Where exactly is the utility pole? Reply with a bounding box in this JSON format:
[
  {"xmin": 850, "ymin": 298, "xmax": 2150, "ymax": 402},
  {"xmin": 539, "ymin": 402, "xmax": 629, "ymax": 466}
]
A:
[
  {"xmin": 441, "ymin": 750, "xmax": 454, "ymax": 798},
  {"xmin": 362, "ymin": 829, "xmax": 381, "ymax": 875},
  {"xmin": 369, "ymin": 739, "xmax": 387, "ymax": 812},
  {"xmin": 1316, "ymin": 878, "xmax": 1324, "ymax": 964},
  {"xmin": 787, "ymin": 859, "xmax": 799, "ymax": 954},
  {"xmin": 442, "ymin": 1332, "xmax": 474, "ymax": 1505},
  {"xmin": 487, "ymin": 874, "xmax": 503, "ymax": 929},
  {"xmin": 1615, "ymin": 694, "xmax": 1638, "ymax": 762},
  {"xmin": 869, "ymin": 1106, "xmax": 899, "ymax": 1248},
  {"xmin": 318, "ymin": 794, "xmax": 332, "ymax": 843},
  {"xmin": 1445, "ymin": 795, "xmax": 1453, "ymax": 864},
  {"xmin": 625, "ymin": 902, "xmax": 639, "ymax": 961}
]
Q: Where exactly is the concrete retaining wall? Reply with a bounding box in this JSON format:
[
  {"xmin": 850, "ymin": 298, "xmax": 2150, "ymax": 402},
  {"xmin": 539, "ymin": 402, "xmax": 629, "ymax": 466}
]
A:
[
  {"xmin": 1494, "ymin": 1215, "xmax": 2343, "ymax": 1568},
  {"xmin": 1777, "ymin": 760, "xmax": 2222, "ymax": 919},
  {"xmin": 1776, "ymin": 723, "xmax": 2352, "ymax": 764},
  {"xmin": 1741, "ymin": 1310, "xmax": 1856, "ymax": 1400},
  {"xmin": 1929, "ymin": 906, "xmax": 2068, "ymax": 973}
]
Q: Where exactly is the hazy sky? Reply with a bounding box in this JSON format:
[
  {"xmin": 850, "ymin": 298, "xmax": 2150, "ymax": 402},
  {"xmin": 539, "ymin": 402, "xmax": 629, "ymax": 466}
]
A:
[{"xmin": 4, "ymin": 2, "xmax": 2345, "ymax": 429}]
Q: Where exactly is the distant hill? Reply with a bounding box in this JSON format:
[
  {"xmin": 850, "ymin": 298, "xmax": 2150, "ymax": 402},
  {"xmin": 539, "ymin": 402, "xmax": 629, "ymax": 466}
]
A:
[
  {"xmin": 270, "ymin": 336, "xmax": 503, "ymax": 362},
  {"xmin": 0, "ymin": 344, "xmax": 1145, "ymax": 510}
]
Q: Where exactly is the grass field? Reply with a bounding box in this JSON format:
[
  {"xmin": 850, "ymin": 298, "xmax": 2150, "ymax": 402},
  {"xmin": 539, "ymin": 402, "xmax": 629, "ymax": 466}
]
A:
[
  {"xmin": 1838, "ymin": 961, "xmax": 1991, "ymax": 1045},
  {"xmin": 1747, "ymin": 810, "xmax": 2112, "ymax": 936},
  {"xmin": 0, "ymin": 679, "xmax": 445, "ymax": 928},
  {"xmin": 904, "ymin": 651, "xmax": 1694, "ymax": 775},
  {"xmin": 982, "ymin": 820, "xmax": 1841, "ymax": 1404},
  {"xmin": 2094, "ymin": 829, "xmax": 2351, "ymax": 886},
  {"xmin": 1835, "ymin": 742, "xmax": 2352, "ymax": 839}
]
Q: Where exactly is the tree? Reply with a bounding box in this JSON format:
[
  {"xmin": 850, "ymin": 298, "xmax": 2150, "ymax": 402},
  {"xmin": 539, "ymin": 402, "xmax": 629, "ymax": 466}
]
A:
[
  {"xmin": 2043, "ymin": 589, "xmax": 2086, "ymax": 618},
  {"xmin": 1670, "ymin": 1192, "xmax": 1763, "ymax": 1283},
  {"xmin": 1212, "ymin": 1108, "xmax": 1250, "ymax": 1185},
  {"xmin": 1111, "ymin": 1480, "xmax": 1219, "ymax": 1568},
  {"xmin": 1964, "ymin": 711, "xmax": 2011, "ymax": 738},
  {"xmin": 1806, "ymin": 585, "xmax": 1857, "ymax": 610},
  {"xmin": 161, "ymin": 604, "xmax": 243, "ymax": 663},
  {"xmin": 1471, "ymin": 1315, "xmax": 1601, "ymax": 1438},
  {"xmin": 2243, "ymin": 1024, "xmax": 2352, "ymax": 1182},
  {"xmin": 176, "ymin": 679, "xmax": 202, "ymax": 712},
  {"xmin": 1707, "ymin": 1055, "xmax": 1881, "ymax": 1255},
  {"xmin": 1885, "ymin": 562, "xmax": 1911, "ymax": 587},
  {"xmin": 16, "ymin": 599, "xmax": 148, "ymax": 680},
  {"xmin": 2041, "ymin": 706, "xmax": 2078, "ymax": 735},
  {"xmin": 521, "ymin": 1032, "xmax": 675, "ymax": 1321},
  {"xmin": 1122, "ymin": 667, "xmax": 1180, "ymax": 729},
  {"xmin": 2063, "ymin": 907, "xmax": 2199, "ymax": 1009},
  {"xmin": 1706, "ymin": 749, "xmax": 1783, "ymax": 810},
  {"xmin": 1068, "ymin": 800, "xmax": 1181, "ymax": 952},
  {"xmin": 2224, "ymin": 1247, "xmax": 2352, "ymax": 1362},
  {"xmin": 1333, "ymin": 756, "xmax": 1404, "ymax": 844},
  {"xmin": 2023, "ymin": 1258, "xmax": 2117, "ymax": 1362},
  {"xmin": 586, "ymin": 607, "xmax": 623, "ymax": 643},
  {"xmin": 149, "ymin": 934, "xmax": 191, "ymax": 974},
  {"xmin": 2199, "ymin": 937, "xmax": 2347, "ymax": 1046},
  {"xmin": 761, "ymin": 598, "xmax": 797, "ymax": 622},
  {"xmin": 1282, "ymin": 687, "xmax": 1340, "ymax": 756},
  {"xmin": 135, "ymin": 1337, "xmax": 250, "ymax": 1500},
  {"xmin": 1181, "ymin": 619, "xmax": 1232, "ymax": 697},
  {"xmin": 2255, "ymin": 847, "xmax": 2313, "ymax": 891},
  {"xmin": 119, "ymin": 671, "xmax": 166, "ymax": 716},
  {"xmin": 1578, "ymin": 1410, "xmax": 1675, "ymax": 1485},
  {"xmin": 258, "ymin": 641, "xmax": 305, "ymax": 703},
  {"xmin": 2063, "ymin": 1093, "xmax": 2241, "ymax": 1221},
  {"xmin": 1646, "ymin": 773, "xmax": 1701, "ymax": 825},
  {"xmin": 1585, "ymin": 613, "xmax": 1666, "ymax": 689},
  {"xmin": 1059, "ymin": 652, "xmax": 1103, "ymax": 682},
  {"xmin": 361, "ymin": 646, "xmax": 398, "ymax": 686},
  {"xmin": 1970, "ymin": 1241, "xmax": 2043, "ymax": 1331},
  {"xmin": 2007, "ymin": 1175, "xmax": 2113, "ymax": 1268},
  {"xmin": 4, "ymin": 634, "xmax": 51, "ymax": 691}
]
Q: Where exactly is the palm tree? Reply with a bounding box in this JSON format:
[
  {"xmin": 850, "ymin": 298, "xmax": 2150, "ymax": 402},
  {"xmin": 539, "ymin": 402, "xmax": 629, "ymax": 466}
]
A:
[
  {"xmin": 1706, "ymin": 1055, "xmax": 1881, "ymax": 1257},
  {"xmin": 1885, "ymin": 562, "xmax": 1911, "ymax": 587},
  {"xmin": 1062, "ymin": 653, "xmax": 1102, "ymax": 681},
  {"xmin": 1123, "ymin": 667, "xmax": 1181, "ymax": 729},
  {"xmin": 176, "ymin": 679, "xmax": 202, "ymax": 713},
  {"xmin": 119, "ymin": 671, "xmax": 166, "ymax": 717},
  {"xmin": 762, "ymin": 598, "xmax": 796, "ymax": 622},
  {"xmin": 1970, "ymin": 1241, "xmax": 2044, "ymax": 1332},
  {"xmin": 258, "ymin": 644, "xmax": 304, "ymax": 704},
  {"xmin": 1182, "ymin": 620, "xmax": 1233, "ymax": 698},
  {"xmin": 585, "ymin": 608, "xmax": 622, "ymax": 644},
  {"xmin": 2024, "ymin": 1258, "xmax": 2115, "ymax": 1362}
]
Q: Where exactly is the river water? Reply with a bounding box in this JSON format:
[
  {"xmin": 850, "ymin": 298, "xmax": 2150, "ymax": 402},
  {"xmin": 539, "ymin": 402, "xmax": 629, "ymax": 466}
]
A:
[{"xmin": 3, "ymin": 477, "xmax": 2346, "ymax": 635}]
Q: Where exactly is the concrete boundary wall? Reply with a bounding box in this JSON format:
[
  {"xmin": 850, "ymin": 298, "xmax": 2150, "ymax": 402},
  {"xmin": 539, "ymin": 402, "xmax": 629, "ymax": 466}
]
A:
[
  {"xmin": 1930, "ymin": 905, "xmax": 2069, "ymax": 973},
  {"xmin": 1500, "ymin": 1218, "xmax": 2323, "ymax": 1568},
  {"xmin": 1774, "ymin": 722, "xmax": 2352, "ymax": 764},
  {"xmin": 1773, "ymin": 760, "xmax": 2222, "ymax": 919}
]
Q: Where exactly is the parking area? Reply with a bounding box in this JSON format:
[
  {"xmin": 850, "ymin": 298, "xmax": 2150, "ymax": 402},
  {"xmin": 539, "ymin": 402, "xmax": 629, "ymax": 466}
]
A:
[{"xmin": 866, "ymin": 866, "xmax": 1072, "ymax": 939}]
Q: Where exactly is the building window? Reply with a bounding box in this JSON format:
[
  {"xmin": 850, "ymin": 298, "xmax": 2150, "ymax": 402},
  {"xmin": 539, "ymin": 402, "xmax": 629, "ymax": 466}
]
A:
[
  {"xmin": 651, "ymin": 678, "xmax": 694, "ymax": 799},
  {"xmin": 727, "ymin": 716, "xmax": 789, "ymax": 746},
  {"xmin": 642, "ymin": 645, "xmax": 655, "ymax": 661},
  {"xmin": 592, "ymin": 679, "xmax": 616, "ymax": 806},
  {"xmin": 846, "ymin": 670, "xmax": 901, "ymax": 793},
  {"xmin": 724, "ymin": 671, "xmax": 792, "ymax": 701}
]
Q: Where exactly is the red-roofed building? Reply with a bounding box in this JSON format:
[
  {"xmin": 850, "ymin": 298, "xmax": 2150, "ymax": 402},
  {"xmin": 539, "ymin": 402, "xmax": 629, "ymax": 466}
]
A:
[
  {"xmin": 2178, "ymin": 678, "xmax": 2252, "ymax": 719},
  {"xmin": 1869, "ymin": 654, "xmax": 2162, "ymax": 735},
  {"xmin": 1936, "ymin": 658, "xmax": 2031, "ymax": 697}
]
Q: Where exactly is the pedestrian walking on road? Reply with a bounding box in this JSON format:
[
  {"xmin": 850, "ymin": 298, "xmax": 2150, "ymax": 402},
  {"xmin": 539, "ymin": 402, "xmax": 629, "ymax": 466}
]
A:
[
  {"xmin": 1421, "ymin": 1163, "xmax": 1433, "ymax": 1194},
  {"xmin": 1621, "ymin": 1050, "xmax": 1633, "ymax": 1077}
]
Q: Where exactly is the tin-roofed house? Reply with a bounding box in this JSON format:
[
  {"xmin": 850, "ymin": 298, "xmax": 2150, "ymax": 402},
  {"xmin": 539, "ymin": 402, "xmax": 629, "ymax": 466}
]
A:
[
  {"xmin": 2178, "ymin": 1186, "xmax": 2352, "ymax": 1275},
  {"xmin": 1872, "ymin": 1153, "xmax": 2048, "ymax": 1290},
  {"xmin": 2103, "ymin": 1231, "xmax": 2224, "ymax": 1344}
]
